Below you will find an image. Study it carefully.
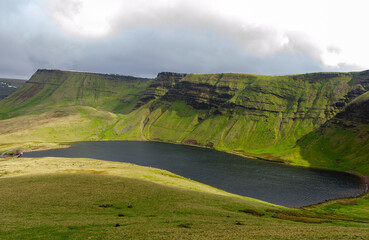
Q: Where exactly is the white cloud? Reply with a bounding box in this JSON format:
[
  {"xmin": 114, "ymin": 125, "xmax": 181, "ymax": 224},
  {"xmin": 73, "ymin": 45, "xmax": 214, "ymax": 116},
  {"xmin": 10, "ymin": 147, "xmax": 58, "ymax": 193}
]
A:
[
  {"xmin": 44, "ymin": 0, "xmax": 122, "ymax": 38},
  {"xmin": 43, "ymin": 0, "xmax": 369, "ymax": 71},
  {"xmin": 1, "ymin": 0, "xmax": 367, "ymax": 78},
  {"xmin": 216, "ymin": 0, "xmax": 369, "ymax": 70}
]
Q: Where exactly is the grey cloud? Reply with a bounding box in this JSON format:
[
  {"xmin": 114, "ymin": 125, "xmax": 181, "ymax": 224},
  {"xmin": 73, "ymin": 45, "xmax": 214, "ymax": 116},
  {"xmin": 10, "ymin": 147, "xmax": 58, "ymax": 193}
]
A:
[
  {"xmin": 46, "ymin": 0, "xmax": 322, "ymax": 57},
  {"xmin": 0, "ymin": 1, "xmax": 82, "ymax": 78},
  {"xmin": 66, "ymin": 27, "xmax": 323, "ymax": 77},
  {"xmin": 0, "ymin": 0, "xmax": 342, "ymax": 80},
  {"xmin": 327, "ymin": 46, "xmax": 341, "ymax": 54},
  {"xmin": 95, "ymin": 1, "xmax": 323, "ymax": 60},
  {"xmin": 326, "ymin": 62, "xmax": 363, "ymax": 73}
]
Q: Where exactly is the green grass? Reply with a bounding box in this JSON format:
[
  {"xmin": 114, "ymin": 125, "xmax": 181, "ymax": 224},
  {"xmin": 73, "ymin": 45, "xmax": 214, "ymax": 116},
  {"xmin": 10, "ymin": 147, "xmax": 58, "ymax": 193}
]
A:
[
  {"xmin": 0, "ymin": 70, "xmax": 152, "ymax": 119},
  {"xmin": 296, "ymin": 91, "xmax": 369, "ymax": 176},
  {"xmin": 0, "ymin": 172, "xmax": 368, "ymax": 239},
  {"xmin": 0, "ymin": 106, "xmax": 118, "ymax": 151},
  {"xmin": 298, "ymin": 125, "xmax": 369, "ymax": 176},
  {"xmin": 143, "ymin": 101, "xmax": 199, "ymax": 142},
  {"xmin": 0, "ymin": 157, "xmax": 274, "ymax": 202}
]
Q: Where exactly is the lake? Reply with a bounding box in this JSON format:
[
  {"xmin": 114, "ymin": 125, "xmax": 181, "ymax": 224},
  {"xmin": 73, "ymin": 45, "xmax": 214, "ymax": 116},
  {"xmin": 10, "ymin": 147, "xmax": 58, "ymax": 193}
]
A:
[{"xmin": 24, "ymin": 141, "xmax": 367, "ymax": 207}]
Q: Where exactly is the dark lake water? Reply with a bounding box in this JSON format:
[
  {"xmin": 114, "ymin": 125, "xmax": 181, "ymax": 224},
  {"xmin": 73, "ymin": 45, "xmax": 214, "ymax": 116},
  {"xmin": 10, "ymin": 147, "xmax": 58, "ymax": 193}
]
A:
[{"xmin": 24, "ymin": 141, "xmax": 366, "ymax": 207}]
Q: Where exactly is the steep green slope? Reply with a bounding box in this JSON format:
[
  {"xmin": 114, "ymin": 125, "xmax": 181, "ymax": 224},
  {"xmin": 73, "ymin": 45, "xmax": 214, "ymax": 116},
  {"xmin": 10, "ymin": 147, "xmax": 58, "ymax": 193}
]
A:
[
  {"xmin": 1, "ymin": 69, "xmax": 369, "ymax": 174},
  {"xmin": 299, "ymin": 90, "xmax": 369, "ymax": 175},
  {"xmin": 114, "ymin": 71, "xmax": 369, "ymax": 168},
  {"xmin": 0, "ymin": 69, "xmax": 152, "ymax": 119}
]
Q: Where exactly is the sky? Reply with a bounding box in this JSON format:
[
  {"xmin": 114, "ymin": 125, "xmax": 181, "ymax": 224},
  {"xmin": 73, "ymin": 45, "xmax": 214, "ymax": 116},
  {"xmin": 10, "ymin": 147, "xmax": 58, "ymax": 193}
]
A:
[{"xmin": 1, "ymin": 0, "xmax": 369, "ymax": 79}]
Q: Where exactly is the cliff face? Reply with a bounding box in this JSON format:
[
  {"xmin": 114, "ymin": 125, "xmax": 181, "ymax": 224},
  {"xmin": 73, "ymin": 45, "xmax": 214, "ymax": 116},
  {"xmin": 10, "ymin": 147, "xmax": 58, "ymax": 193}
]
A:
[
  {"xmin": 1, "ymin": 69, "xmax": 369, "ymax": 172},
  {"xmin": 135, "ymin": 72, "xmax": 187, "ymax": 108},
  {"xmin": 124, "ymin": 71, "xmax": 369, "ymax": 158},
  {"xmin": 333, "ymin": 93, "xmax": 369, "ymax": 125},
  {"xmin": 141, "ymin": 72, "xmax": 369, "ymax": 116}
]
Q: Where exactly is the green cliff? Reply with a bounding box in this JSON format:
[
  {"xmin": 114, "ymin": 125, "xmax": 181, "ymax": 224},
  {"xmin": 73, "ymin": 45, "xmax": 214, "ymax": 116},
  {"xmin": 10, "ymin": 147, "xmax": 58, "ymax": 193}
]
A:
[{"xmin": 1, "ymin": 69, "xmax": 369, "ymax": 175}]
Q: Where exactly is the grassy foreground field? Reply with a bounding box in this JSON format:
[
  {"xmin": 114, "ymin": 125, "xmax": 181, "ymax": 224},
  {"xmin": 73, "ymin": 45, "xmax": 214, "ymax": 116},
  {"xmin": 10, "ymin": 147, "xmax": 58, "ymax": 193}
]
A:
[{"xmin": 0, "ymin": 157, "xmax": 368, "ymax": 240}]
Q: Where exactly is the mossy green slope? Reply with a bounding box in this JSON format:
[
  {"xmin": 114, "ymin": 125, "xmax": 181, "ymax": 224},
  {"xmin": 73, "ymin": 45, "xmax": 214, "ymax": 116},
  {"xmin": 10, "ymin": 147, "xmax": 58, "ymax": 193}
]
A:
[
  {"xmin": 0, "ymin": 69, "xmax": 152, "ymax": 119},
  {"xmin": 299, "ymin": 90, "xmax": 369, "ymax": 175},
  {"xmin": 1, "ymin": 69, "xmax": 369, "ymax": 175},
  {"xmin": 115, "ymin": 71, "xmax": 369, "ymax": 172}
]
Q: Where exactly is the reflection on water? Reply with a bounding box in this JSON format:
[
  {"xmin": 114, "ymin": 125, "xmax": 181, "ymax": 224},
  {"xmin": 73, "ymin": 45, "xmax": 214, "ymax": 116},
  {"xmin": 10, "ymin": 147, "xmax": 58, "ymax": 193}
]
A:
[{"xmin": 24, "ymin": 141, "xmax": 366, "ymax": 207}]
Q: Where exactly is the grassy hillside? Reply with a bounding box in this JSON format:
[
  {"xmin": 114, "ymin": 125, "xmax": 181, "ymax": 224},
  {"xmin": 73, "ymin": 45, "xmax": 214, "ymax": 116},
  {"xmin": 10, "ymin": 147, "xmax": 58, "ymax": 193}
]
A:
[
  {"xmin": 115, "ymin": 71, "xmax": 369, "ymax": 173},
  {"xmin": 298, "ymin": 91, "xmax": 369, "ymax": 175},
  {"xmin": 0, "ymin": 69, "xmax": 152, "ymax": 119},
  {"xmin": 0, "ymin": 158, "xmax": 368, "ymax": 239},
  {"xmin": 0, "ymin": 78, "xmax": 26, "ymax": 100},
  {"xmin": 1, "ymin": 69, "xmax": 369, "ymax": 174}
]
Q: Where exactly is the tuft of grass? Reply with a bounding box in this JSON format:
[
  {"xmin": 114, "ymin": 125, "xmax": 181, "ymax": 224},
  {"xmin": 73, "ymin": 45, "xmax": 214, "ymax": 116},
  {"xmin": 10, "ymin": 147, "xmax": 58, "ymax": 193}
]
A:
[
  {"xmin": 266, "ymin": 209, "xmax": 364, "ymax": 222},
  {"xmin": 177, "ymin": 223, "xmax": 192, "ymax": 228},
  {"xmin": 99, "ymin": 204, "xmax": 113, "ymax": 208},
  {"xmin": 271, "ymin": 214, "xmax": 333, "ymax": 224},
  {"xmin": 238, "ymin": 209, "xmax": 264, "ymax": 217}
]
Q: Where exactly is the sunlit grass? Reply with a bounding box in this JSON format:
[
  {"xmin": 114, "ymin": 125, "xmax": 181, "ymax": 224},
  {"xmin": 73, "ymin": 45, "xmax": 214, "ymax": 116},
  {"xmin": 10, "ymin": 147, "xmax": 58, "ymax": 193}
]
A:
[{"xmin": 0, "ymin": 161, "xmax": 368, "ymax": 239}]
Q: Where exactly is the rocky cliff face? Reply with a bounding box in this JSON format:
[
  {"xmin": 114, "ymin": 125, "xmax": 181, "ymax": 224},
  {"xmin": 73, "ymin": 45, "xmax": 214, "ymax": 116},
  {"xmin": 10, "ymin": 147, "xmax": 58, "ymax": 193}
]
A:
[
  {"xmin": 2, "ymin": 69, "xmax": 369, "ymax": 172},
  {"xmin": 130, "ymin": 71, "xmax": 369, "ymax": 153},
  {"xmin": 135, "ymin": 72, "xmax": 187, "ymax": 108},
  {"xmin": 140, "ymin": 72, "xmax": 369, "ymax": 117}
]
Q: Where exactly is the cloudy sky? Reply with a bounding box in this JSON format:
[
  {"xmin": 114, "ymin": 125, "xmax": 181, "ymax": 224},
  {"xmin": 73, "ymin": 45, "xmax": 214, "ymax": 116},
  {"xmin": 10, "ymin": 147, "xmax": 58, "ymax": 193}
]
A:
[{"xmin": 1, "ymin": 0, "xmax": 368, "ymax": 79}]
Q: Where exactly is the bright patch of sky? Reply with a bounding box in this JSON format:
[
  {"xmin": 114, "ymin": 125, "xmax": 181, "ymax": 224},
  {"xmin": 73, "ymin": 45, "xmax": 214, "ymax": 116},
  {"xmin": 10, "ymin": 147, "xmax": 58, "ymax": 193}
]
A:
[{"xmin": 0, "ymin": 0, "xmax": 368, "ymax": 78}]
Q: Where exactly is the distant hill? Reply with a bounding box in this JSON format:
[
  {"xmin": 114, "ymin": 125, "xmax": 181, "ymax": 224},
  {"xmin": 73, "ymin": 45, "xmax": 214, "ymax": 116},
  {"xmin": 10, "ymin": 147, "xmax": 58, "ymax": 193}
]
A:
[
  {"xmin": 0, "ymin": 78, "xmax": 26, "ymax": 100},
  {"xmin": 1, "ymin": 69, "xmax": 369, "ymax": 176},
  {"xmin": 0, "ymin": 69, "xmax": 152, "ymax": 118}
]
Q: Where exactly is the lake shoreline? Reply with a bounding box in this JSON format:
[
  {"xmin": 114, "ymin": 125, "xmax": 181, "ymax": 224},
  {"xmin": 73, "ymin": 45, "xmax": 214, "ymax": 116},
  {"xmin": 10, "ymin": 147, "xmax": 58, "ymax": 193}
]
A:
[
  {"xmin": 23, "ymin": 140, "xmax": 367, "ymax": 208},
  {"xmin": 354, "ymin": 173, "xmax": 369, "ymax": 194},
  {"xmin": 25, "ymin": 139, "xmax": 368, "ymax": 179},
  {"xmin": 24, "ymin": 139, "xmax": 369, "ymax": 195}
]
